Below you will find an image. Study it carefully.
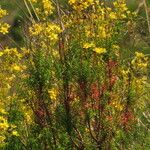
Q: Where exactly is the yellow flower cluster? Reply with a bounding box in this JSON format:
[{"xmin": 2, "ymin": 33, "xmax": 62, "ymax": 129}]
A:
[
  {"xmin": 93, "ymin": 47, "xmax": 106, "ymax": 54},
  {"xmin": 0, "ymin": 47, "xmax": 23, "ymax": 59},
  {"xmin": 98, "ymin": 25, "xmax": 110, "ymax": 38},
  {"xmin": 0, "ymin": 104, "xmax": 9, "ymax": 145},
  {"xmin": 12, "ymin": 130, "xmax": 19, "ymax": 136},
  {"xmin": 113, "ymin": 0, "xmax": 130, "ymax": 19},
  {"xmin": 69, "ymin": 0, "xmax": 94, "ymax": 10},
  {"xmin": 83, "ymin": 42, "xmax": 95, "ymax": 49},
  {"xmin": 0, "ymin": 23, "xmax": 10, "ymax": 34},
  {"xmin": 29, "ymin": 23, "xmax": 43, "ymax": 36},
  {"xmin": 112, "ymin": 45, "xmax": 120, "ymax": 50},
  {"xmin": 109, "ymin": 12, "xmax": 117, "ymax": 20},
  {"xmin": 131, "ymin": 52, "xmax": 148, "ymax": 71},
  {"xmin": 0, "ymin": 120, "xmax": 9, "ymax": 131},
  {"xmin": 0, "ymin": 9, "xmax": 7, "ymax": 18},
  {"xmin": 111, "ymin": 101, "xmax": 123, "ymax": 111},
  {"xmin": 83, "ymin": 42, "xmax": 106, "ymax": 54},
  {"xmin": 65, "ymin": 0, "xmax": 131, "ymax": 44},
  {"xmin": 11, "ymin": 64, "xmax": 22, "ymax": 72},
  {"xmin": 121, "ymin": 69, "xmax": 129, "ymax": 77},
  {"xmin": 0, "ymin": 9, "xmax": 10, "ymax": 35},
  {"xmin": 0, "ymin": 112, "xmax": 19, "ymax": 144},
  {"xmin": 0, "ymin": 52, "xmax": 3, "ymax": 57},
  {"xmin": 0, "ymin": 10, "xmax": 21, "ymax": 144},
  {"xmin": 48, "ymin": 87, "xmax": 58, "ymax": 101},
  {"xmin": 0, "ymin": 47, "xmax": 24, "ymax": 75},
  {"xmin": 30, "ymin": 0, "xmax": 54, "ymax": 19},
  {"xmin": 131, "ymin": 52, "xmax": 148, "ymax": 93},
  {"xmin": 29, "ymin": 22, "xmax": 61, "ymax": 42},
  {"xmin": 42, "ymin": 0, "xmax": 54, "ymax": 16}
]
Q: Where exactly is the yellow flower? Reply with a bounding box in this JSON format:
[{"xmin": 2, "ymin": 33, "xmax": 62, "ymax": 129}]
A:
[
  {"xmin": 24, "ymin": 112, "xmax": 33, "ymax": 123},
  {"xmin": 69, "ymin": 0, "xmax": 94, "ymax": 10},
  {"xmin": 12, "ymin": 64, "xmax": 21, "ymax": 71},
  {"xmin": 112, "ymin": 45, "xmax": 119, "ymax": 50},
  {"xmin": 83, "ymin": 42, "xmax": 95, "ymax": 49},
  {"xmin": 29, "ymin": 22, "xmax": 61, "ymax": 43},
  {"xmin": 29, "ymin": 23, "xmax": 43, "ymax": 36},
  {"xmin": 112, "ymin": 102, "xmax": 123, "ymax": 111},
  {"xmin": 0, "ymin": 9, "xmax": 7, "ymax": 18},
  {"xmin": 30, "ymin": 0, "xmax": 54, "ymax": 19},
  {"xmin": 137, "ymin": 63, "xmax": 147, "ymax": 68},
  {"xmin": 109, "ymin": 12, "xmax": 117, "ymax": 20},
  {"xmin": 0, "ymin": 116, "xmax": 6, "ymax": 122},
  {"xmin": 48, "ymin": 88, "xmax": 57, "ymax": 100},
  {"xmin": 122, "ymin": 69, "xmax": 129, "ymax": 76},
  {"xmin": 120, "ymin": 14, "xmax": 127, "ymax": 19},
  {"xmin": 135, "ymin": 52, "xmax": 145, "ymax": 58},
  {"xmin": 0, "ymin": 52, "xmax": 4, "ymax": 57},
  {"xmin": 0, "ymin": 122, "xmax": 9, "ymax": 130},
  {"xmin": 93, "ymin": 47, "xmax": 106, "ymax": 54},
  {"xmin": 0, "ymin": 135, "xmax": 6, "ymax": 143},
  {"xmin": 10, "ymin": 124, "xmax": 17, "ymax": 129},
  {"xmin": 113, "ymin": 1, "xmax": 129, "ymax": 19},
  {"xmin": 0, "ymin": 108, "xmax": 7, "ymax": 114},
  {"xmin": 45, "ymin": 23, "xmax": 62, "ymax": 41},
  {"xmin": 69, "ymin": 0, "xmax": 76, "ymax": 4},
  {"xmin": 12, "ymin": 131, "xmax": 19, "ymax": 136},
  {"xmin": 98, "ymin": 26, "xmax": 107, "ymax": 38},
  {"xmin": 0, "ymin": 23, "xmax": 10, "ymax": 34},
  {"xmin": 42, "ymin": 0, "xmax": 54, "ymax": 16}
]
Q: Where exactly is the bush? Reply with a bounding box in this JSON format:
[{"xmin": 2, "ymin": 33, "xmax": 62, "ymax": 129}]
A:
[{"xmin": 0, "ymin": 0, "xmax": 149, "ymax": 149}]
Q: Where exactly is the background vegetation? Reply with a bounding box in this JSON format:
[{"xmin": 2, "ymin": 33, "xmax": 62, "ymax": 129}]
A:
[{"xmin": 0, "ymin": 0, "xmax": 149, "ymax": 150}]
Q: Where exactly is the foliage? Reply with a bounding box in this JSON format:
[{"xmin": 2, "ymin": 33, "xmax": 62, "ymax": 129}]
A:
[{"xmin": 0, "ymin": 0, "xmax": 149, "ymax": 149}]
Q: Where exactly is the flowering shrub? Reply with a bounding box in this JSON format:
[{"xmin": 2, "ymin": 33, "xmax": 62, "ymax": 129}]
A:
[{"xmin": 0, "ymin": 0, "xmax": 149, "ymax": 149}]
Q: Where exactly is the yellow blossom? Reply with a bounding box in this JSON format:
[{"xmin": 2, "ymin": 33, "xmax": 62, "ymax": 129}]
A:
[
  {"xmin": 12, "ymin": 64, "xmax": 22, "ymax": 71},
  {"xmin": 0, "ymin": 108, "xmax": 7, "ymax": 115},
  {"xmin": 137, "ymin": 63, "xmax": 147, "ymax": 68},
  {"xmin": 12, "ymin": 131, "xmax": 19, "ymax": 136},
  {"xmin": 112, "ymin": 101, "xmax": 123, "ymax": 111},
  {"xmin": 122, "ymin": 69, "xmax": 129, "ymax": 76},
  {"xmin": 98, "ymin": 26, "xmax": 108, "ymax": 38},
  {"xmin": 10, "ymin": 124, "xmax": 17, "ymax": 129},
  {"xmin": 112, "ymin": 45, "xmax": 120, "ymax": 50},
  {"xmin": 69, "ymin": 0, "xmax": 94, "ymax": 10},
  {"xmin": 93, "ymin": 47, "xmax": 106, "ymax": 54},
  {"xmin": 135, "ymin": 52, "xmax": 145, "ymax": 58},
  {"xmin": 83, "ymin": 42, "xmax": 95, "ymax": 49},
  {"xmin": 113, "ymin": 1, "xmax": 129, "ymax": 19},
  {"xmin": 0, "ymin": 135, "xmax": 6, "ymax": 143},
  {"xmin": 109, "ymin": 12, "xmax": 117, "ymax": 20},
  {"xmin": 30, "ymin": 0, "xmax": 54, "ymax": 19},
  {"xmin": 48, "ymin": 88, "xmax": 57, "ymax": 100},
  {"xmin": 0, "ymin": 9, "xmax": 7, "ymax": 18},
  {"xmin": 69, "ymin": 0, "xmax": 76, "ymax": 3},
  {"xmin": 42, "ymin": 0, "xmax": 54, "ymax": 16},
  {"xmin": 29, "ymin": 22, "xmax": 61, "ymax": 42},
  {"xmin": 0, "ymin": 23, "xmax": 10, "ymax": 35},
  {"xmin": 0, "ymin": 52, "xmax": 4, "ymax": 57},
  {"xmin": 0, "ymin": 122, "xmax": 9, "ymax": 131},
  {"xmin": 29, "ymin": 23, "xmax": 43, "ymax": 36}
]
